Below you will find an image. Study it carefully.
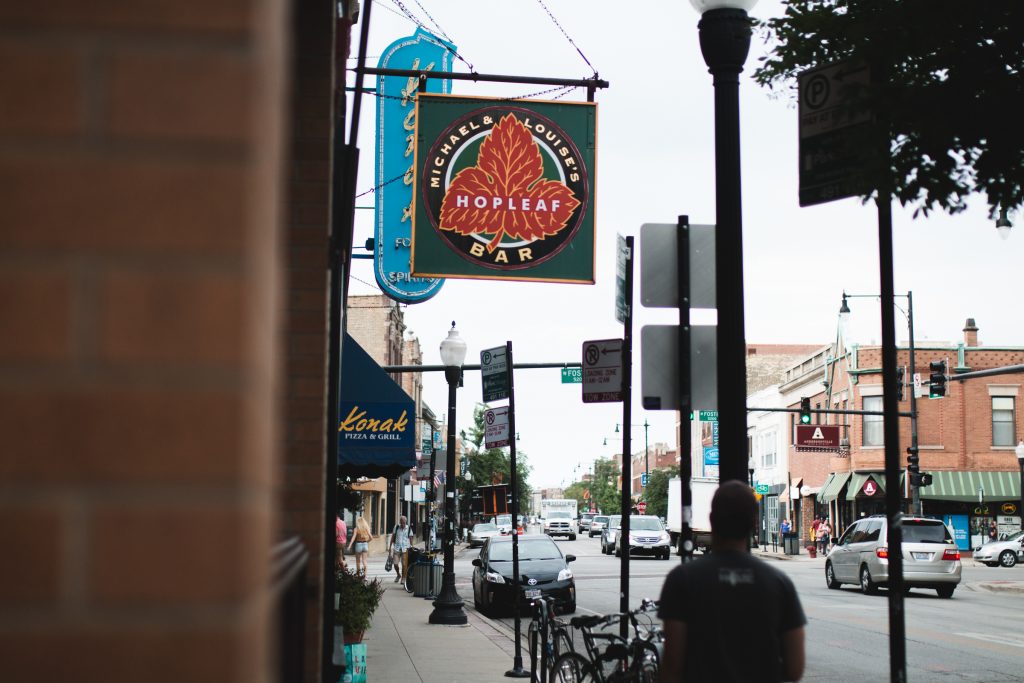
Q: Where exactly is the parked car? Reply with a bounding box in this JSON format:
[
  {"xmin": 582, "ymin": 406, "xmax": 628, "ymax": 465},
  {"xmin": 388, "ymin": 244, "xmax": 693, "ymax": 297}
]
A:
[
  {"xmin": 825, "ymin": 515, "xmax": 962, "ymax": 598},
  {"xmin": 601, "ymin": 515, "xmax": 622, "ymax": 554},
  {"xmin": 468, "ymin": 522, "xmax": 501, "ymax": 548},
  {"xmin": 471, "ymin": 535, "xmax": 576, "ymax": 616},
  {"xmin": 495, "ymin": 514, "xmax": 512, "ymax": 535},
  {"xmin": 578, "ymin": 512, "xmax": 596, "ymax": 534},
  {"xmin": 614, "ymin": 515, "xmax": 672, "ymax": 559},
  {"xmin": 973, "ymin": 530, "xmax": 1024, "ymax": 567},
  {"xmin": 589, "ymin": 515, "xmax": 609, "ymax": 538}
]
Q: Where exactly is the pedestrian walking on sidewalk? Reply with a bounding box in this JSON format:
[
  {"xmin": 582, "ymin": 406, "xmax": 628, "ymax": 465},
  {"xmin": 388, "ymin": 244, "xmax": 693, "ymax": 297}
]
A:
[
  {"xmin": 336, "ymin": 513, "xmax": 348, "ymax": 570},
  {"xmin": 348, "ymin": 517, "xmax": 372, "ymax": 577},
  {"xmin": 658, "ymin": 480, "xmax": 806, "ymax": 683},
  {"xmin": 388, "ymin": 516, "xmax": 412, "ymax": 583},
  {"xmin": 819, "ymin": 520, "xmax": 831, "ymax": 555}
]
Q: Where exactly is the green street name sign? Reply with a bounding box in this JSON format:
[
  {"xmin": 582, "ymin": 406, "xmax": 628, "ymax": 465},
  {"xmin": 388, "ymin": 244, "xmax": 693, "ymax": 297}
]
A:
[
  {"xmin": 698, "ymin": 410, "xmax": 718, "ymax": 421},
  {"xmin": 561, "ymin": 367, "xmax": 582, "ymax": 384}
]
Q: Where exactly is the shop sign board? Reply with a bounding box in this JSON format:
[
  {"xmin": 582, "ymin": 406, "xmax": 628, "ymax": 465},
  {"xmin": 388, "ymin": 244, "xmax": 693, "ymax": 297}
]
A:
[
  {"xmin": 411, "ymin": 94, "xmax": 597, "ymax": 283},
  {"xmin": 795, "ymin": 425, "xmax": 841, "ymax": 451},
  {"xmin": 373, "ymin": 29, "xmax": 455, "ymax": 303}
]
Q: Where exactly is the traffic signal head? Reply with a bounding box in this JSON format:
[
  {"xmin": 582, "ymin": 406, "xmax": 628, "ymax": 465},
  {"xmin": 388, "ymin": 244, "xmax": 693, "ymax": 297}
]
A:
[
  {"xmin": 895, "ymin": 366, "xmax": 905, "ymax": 401},
  {"xmin": 920, "ymin": 473, "xmax": 933, "ymax": 487},
  {"xmin": 929, "ymin": 360, "xmax": 947, "ymax": 398},
  {"xmin": 906, "ymin": 446, "xmax": 919, "ymax": 475},
  {"xmin": 799, "ymin": 397, "xmax": 812, "ymax": 424}
]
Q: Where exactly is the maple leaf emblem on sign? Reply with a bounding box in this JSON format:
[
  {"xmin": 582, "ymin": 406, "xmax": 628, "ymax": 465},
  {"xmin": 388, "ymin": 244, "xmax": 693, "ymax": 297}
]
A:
[{"xmin": 438, "ymin": 114, "xmax": 581, "ymax": 253}]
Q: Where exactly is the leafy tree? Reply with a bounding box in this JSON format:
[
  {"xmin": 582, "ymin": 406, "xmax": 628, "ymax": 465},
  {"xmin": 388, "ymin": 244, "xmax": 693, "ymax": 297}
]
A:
[
  {"xmin": 457, "ymin": 404, "xmax": 531, "ymax": 519},
  {"xmin": 642, "ymin": 468, "xmax": 674, "ymax": 519},
  {"xmin": 563, "ymin": 480, "xmax": 589, "ymax": 512},
  {"xmin": 754, "ymin": 1, "xmax": 1023, "ymax": 219},
  {"xmin": 588, "ymin": 457, "xmax": 623, "ymax": 517}
]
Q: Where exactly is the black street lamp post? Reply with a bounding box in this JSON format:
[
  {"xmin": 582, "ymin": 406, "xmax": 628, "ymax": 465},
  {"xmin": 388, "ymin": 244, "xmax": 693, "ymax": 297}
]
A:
[
  {"xmin": 691, "ymin": 0, "xmax": 756, "ymax": 484},
  {"xmin": 430, "ymin": 322, "xmax": 468, "ymax": 626}
]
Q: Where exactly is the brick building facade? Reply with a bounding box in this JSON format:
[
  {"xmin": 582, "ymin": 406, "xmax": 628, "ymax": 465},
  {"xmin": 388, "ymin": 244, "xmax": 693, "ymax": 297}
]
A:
[{"xmin": 787, "ymin": 320, "xmax": 1024, "ymax": 548}]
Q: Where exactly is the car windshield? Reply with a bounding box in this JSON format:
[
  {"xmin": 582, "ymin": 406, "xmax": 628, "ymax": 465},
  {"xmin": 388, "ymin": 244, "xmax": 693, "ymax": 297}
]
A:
[
  {"xmin": 473, "ymin": 524, "xmax": 497, "ymax": 532},
  {"xmin": 489, "ymin": 539, "xmax": 562, "ymax": 561},
  {"xmin": 903, "ymin": 521, "xmax": 953, "ymax": 544},
  {"xmin": 496, "ymin": 515, "xmax": 512, "ymax": 525},
  {"xmin": 548, "ymin": 512, "xmax": 571, "ymax": 519},
  {"xmin": 582, "ymin": 514, "xmax": 594, "ymax": 520},
  {"xmin": 594, "ymin": 516, "xmax": 608, "ymax": 524},
  {"xmin": 607, "ymin": 516, "xmax": 621, "ymax": 529},
  {"xmin": 630, "ymin": 517, "xmax": 663, "ymax": 531}
]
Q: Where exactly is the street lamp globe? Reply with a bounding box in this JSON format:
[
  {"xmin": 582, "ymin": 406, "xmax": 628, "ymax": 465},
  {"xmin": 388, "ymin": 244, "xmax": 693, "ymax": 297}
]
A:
[
  {"xmin": 995, "ymin": 207, "xmax": 1013, "ymax": 241},
  {"xmin": 690, "ymin": 0, "xmax": 758, "ymax": 12},
  {"xmin": 439, "ymin": 321, "xmax": 467, "ymax": 367},
  {"xmin": 838, "ymin": 294, "xmax": 851, "ymax": 326}
]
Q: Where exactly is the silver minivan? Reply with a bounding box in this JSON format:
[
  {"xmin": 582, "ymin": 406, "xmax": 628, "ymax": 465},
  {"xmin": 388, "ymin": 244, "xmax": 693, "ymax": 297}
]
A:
[{"xmin": 825, "ymin": 515, "xmax": 962, "ymax": 598}]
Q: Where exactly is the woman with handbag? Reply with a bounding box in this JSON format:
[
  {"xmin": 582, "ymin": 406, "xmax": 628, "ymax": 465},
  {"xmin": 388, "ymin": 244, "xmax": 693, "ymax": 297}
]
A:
[{"xmin": 347, "ymin": 517, "xmax": 372, "ymax": 578}]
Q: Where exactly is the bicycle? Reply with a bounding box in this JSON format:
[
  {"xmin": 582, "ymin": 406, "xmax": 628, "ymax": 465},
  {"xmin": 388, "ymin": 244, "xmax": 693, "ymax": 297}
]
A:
[
  {"xmin": 527, "ymin": 594, "xmax": 576, "ymax": 683},
  {"xmin": 549, "ymin": 601, "xmax": 662, "ymax": 683}
]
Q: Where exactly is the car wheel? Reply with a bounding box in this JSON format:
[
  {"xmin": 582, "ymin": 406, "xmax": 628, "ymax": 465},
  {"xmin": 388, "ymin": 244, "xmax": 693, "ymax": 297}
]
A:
[
  {"xmin": 860, "ymin": 565, "xmax": 877, "ymax": 595},
  {"xmin": 999, "ymin": 550, "xmax": 1018, "ymax": 568},
  {"xmin": 936, "ymin": 585, "xmax": 955, "ymax": 599},
  {"xmin": 984, "ymin": 562, "xmax": 998, "ymax": 567},
  {"xmin": 473, "ymin": 582, "xmax": 483, "ymax": 610},
  {"xmin": 825, "ymin": 562, "xmax": 841, "ymax": 590},
  {"xmin": 615, "ymin": 546, "xmax": 621, "ymax": 557},
  {"xmin": 661, "ymin": 550, "xmax": 670, "ymax": 560},
  {"xmin": 569, "ymin": 534, "xmax": 576, "ymax": 541}
]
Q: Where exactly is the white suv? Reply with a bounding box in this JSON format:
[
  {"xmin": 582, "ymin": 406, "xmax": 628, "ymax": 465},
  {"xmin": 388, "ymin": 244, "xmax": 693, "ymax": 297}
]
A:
[{"xmin": 825, "ymin": 515, "xmax": 962, "ymax": 598}]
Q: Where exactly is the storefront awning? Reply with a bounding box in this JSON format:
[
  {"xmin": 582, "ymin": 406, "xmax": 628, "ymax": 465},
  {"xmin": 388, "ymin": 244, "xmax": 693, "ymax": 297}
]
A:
[
  {"xmin": 920, "ymin": 470, "xmax": 1020, "ymax": 502},
  {"xmin": 818, "ymin": 472, "xmax": 851, "ymax": 503},
  {"xmin": 337, "ymin": 333, "xmax": 416, "ymax": 478},
  {"xmin": 845, "ymin": 472, "xmax": 905, "ymax": 500}
]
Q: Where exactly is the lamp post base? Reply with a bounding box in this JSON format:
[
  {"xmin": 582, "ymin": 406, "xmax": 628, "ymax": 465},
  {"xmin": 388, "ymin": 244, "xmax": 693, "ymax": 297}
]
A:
[{"xmin": 428, "ymin": 571, "xmax": 467, "ymax": 625}]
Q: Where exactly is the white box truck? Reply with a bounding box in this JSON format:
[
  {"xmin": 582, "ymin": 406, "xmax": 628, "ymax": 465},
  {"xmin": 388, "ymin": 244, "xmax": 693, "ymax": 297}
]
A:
[
  {"xmin": 540, "ymin": 498, "xmax": 577, "ymax": 539},
  {"xmin": 667, "ymin": 477, "xmax": 716, "ymax": 553}
]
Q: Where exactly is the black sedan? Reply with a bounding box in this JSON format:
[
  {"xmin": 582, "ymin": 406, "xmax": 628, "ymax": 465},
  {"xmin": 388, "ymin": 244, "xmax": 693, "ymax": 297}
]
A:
[{"xmin": 471, "ymin": 535, "xmax": 576, "ymax": 616}]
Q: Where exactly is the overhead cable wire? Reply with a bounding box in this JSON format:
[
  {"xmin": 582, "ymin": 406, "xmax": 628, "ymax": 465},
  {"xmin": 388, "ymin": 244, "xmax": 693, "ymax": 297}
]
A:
[
  {"xmin": 386, "ymin": 0, "xmax": 475, "ymax": 72},
  {"xmin": 534, "ymin": 0, "xmax": 598, "ymax": 77},
  {"xmin": 351, "ymin": 85, "xmax": 580, "ymax": 198}
]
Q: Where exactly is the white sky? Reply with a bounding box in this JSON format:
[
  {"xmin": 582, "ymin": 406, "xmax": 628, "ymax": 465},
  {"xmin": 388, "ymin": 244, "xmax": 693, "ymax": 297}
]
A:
[{"xmin": 346, "ymin": 0, "xmax": 1023, "ymax": 489}]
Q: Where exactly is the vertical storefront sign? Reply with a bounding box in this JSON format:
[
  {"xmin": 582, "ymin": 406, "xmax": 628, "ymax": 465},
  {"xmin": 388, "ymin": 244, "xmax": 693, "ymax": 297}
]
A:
[{"xmin": 374, "ymin": 29, "xmax": 455, "ymax": 303}]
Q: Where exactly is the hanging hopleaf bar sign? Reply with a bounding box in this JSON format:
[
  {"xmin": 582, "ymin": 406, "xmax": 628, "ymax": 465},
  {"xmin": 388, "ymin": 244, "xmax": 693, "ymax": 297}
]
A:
[{"xmin": 411, "ymin": 94, "xmax": 597, "ymax": 283}]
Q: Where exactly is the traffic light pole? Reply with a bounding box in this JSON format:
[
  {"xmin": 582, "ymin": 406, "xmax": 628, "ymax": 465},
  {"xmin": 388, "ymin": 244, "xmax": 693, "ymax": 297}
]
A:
[{"xmin": 906, "ymin": 292, "xmax": 922, "ymax": 516}]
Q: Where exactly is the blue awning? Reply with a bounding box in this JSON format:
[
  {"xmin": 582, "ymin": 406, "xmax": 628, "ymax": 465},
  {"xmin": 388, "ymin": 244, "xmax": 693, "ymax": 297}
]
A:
[{"xmin": 338, "ymin": 333, "xmax": 416, "ymax": 478}]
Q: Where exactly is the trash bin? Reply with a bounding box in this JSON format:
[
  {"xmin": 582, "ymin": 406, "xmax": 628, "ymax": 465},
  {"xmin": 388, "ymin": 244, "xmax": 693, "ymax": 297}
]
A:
[
  {"xmin": 413, "ymin": 558, "xmax": 442, "ymax": 597},
  {"xmin": 783, "ymin": 533, "xmax": 800, "ymax": 555}
]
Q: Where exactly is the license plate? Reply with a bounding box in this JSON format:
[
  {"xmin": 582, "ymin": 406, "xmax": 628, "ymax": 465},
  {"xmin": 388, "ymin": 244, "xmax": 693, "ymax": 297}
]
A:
[
  {"xmin": 912, "ymin": 552, "xmax": 932, "ymax": 560},
  {"xmin": 525, "ymin": 589, "xmax": 541, "ymax": 599},
  {"xmin": 642, "ymin": 544, "xmax": 653, "ymax": 549}
]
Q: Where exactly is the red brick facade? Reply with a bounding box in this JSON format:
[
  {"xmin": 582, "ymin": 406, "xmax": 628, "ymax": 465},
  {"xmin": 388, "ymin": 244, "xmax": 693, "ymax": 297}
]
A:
[{"xmin": 0, "ymin": 2, "xmax": 291, "ymax": 681}]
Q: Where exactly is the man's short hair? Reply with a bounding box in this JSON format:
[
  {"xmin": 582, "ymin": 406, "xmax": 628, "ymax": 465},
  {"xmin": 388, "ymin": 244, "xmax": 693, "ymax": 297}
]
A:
[{"xmin": 710, "ymin": 480, "xmax": 758, "ymax": 540}]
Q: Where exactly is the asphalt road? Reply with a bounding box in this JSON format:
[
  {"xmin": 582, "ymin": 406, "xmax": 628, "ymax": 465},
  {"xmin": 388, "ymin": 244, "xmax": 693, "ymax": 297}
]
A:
[{"xmin": 455, "ymin": 528, "xmax": 1024, "ymax": 681}]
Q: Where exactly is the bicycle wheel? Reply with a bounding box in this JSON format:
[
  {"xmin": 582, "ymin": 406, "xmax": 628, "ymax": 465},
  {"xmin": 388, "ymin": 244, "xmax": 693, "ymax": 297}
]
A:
[
  {"xmin": 550, "ymin": 652, "xmax": 598, "ymax": 683},
  {"xmin": 625, "ymin": 641, "xmax": 659, "ymax": 683},
  {"xmin": 528, "ymin": 621, "xmax": 540, "ymax": 681}
]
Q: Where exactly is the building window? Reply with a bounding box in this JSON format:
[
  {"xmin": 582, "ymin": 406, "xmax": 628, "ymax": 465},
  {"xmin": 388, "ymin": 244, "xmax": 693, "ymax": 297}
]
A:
[
  {"xmin": 761, "ymin": 431, "xmax": 777, "ymax": 468},
  {"xmin": 993, "ymin": 396, "xmax": 1016, "ymax": 447},
  {"xmin": 863, "ymin": 395, "xmax": 884, "ymax": 447}
]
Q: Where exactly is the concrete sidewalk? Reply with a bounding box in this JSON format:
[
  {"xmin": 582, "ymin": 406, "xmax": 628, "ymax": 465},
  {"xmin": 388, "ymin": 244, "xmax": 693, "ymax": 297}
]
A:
[{"xmin": 360, "ymin": 550, "xmax": 521, "ymax": 682}]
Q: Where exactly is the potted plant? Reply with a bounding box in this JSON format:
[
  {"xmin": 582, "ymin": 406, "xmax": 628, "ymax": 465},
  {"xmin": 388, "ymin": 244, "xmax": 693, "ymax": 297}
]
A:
[{"xmin": 335, "ymin": 568, "xmax": 385, "ymax": 644}]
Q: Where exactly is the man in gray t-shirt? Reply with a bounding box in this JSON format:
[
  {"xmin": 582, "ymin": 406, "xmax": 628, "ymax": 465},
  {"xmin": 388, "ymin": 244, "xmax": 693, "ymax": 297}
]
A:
[{"xmin": 658, "ymin": 481, "xmax": 806, "ymax": 682}]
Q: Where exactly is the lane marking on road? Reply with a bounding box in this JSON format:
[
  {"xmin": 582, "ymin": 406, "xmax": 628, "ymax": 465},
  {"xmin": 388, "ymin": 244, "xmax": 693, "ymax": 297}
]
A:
[{"xmin": 956, "ymin": 632, "xmax": 1024, "ymax": 649}]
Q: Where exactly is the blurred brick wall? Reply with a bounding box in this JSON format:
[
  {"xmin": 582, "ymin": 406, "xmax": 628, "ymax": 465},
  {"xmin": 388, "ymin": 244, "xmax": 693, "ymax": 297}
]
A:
[
  {"xmin": 0, "ymin": 2, "xmax": 288, "ymax": 682},
  {"xmin": 279, "ymin": 0, "xmax": 337, "ymax": 679}
]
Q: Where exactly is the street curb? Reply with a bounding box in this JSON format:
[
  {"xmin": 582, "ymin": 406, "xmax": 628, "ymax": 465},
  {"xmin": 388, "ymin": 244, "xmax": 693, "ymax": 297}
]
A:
[{"xmin": 974, "ymin": 581, "xmax": 1024, "ymax": 595}]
